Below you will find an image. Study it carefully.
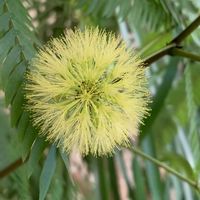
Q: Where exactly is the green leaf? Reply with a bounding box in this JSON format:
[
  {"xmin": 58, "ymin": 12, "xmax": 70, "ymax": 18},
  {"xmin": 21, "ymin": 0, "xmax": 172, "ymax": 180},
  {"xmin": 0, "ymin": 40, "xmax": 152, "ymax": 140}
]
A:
[
  {"xmin": 140, "ymin": 57, "xmax": 179, "ymax": 140},
  {"xmin": 185, "ymin": 65, "xmax": 200, "ymax": 169},
  {"xmin": 17, "ymin": 111, "xmax": 29, "ymax": 140},
  {"xmin": 77, "ymin": 0, "xmax": 173, "ymax": 31},
  {"xmin": 49, "ymin": 159, "xmax": 64, "ymax": 200},
  {"xmin": 60, "ymin": 151, "xmax": 77, "ymax": 199},
  {"xmin": 10, "ymin": 84, "xmax": 24, "ymax": 127},
  {"xmin": 0, "ymin": 12, "xmax": 10, "ymax": 34},
  {"xmin": 160, "ymin": 153, "xmax": 195, "ymax": 180},
  {"xmin": 96, "ymin": 158, "xmax": 109, "ymax": 200},
  {"xmin": 127, "ymin": 0, "xmax": 173, "ymax": 31},
  {"xmin": 0, "ymin": 96, "xmax": 17, "ymax": 169},
  {"xmin": 39, "ymin": 145, "xmax": 57, "ymax": 200},
  {"xmin": 102, "ymin": 0, "xmax": 118, "ymax": 17},
  {"xmin": 60, "ymin": 151, "xmax": 75, "ymax": 186},
  {"xmin": 138, "ymin": 31, "xmax": 172, "ymax": 59},
  {"xmin": 11, "ymin": 166, "xmax": 31, "ymax": 200},
  {"xmin": 108, "ymin": 157, "xmax": 120, "ymax": 200},
  {"xmin": 132, "ymin": 156, "xmax": 146, "ymax": 200},
  {"xmin": 1, "ymin": 44, "xmax": 21, "ymax": 89},
  {"xmin": 142, "ymin": 134, "xmax": 164, "ymax": 200},
  {"xmin": 0, "ymin": 29, "xmax": 16, "ymax": 62},
  {"xmin": 0, "ymin": 1, "xmax": 4, "ymax": 16},
  {"xmin": 6, "ymin": 0, "xmax": 34, "ymax": 29},
  {"xmin": 27, "ymin": 137, "xmax": 47, "ymax": 178},
  {"xmin": 4, "ymin": 60, "xmax": 26, "ymax": 105},
  {"xmin": 21, "ymin": 122, "xmax": 36, "ymax": 161},
  {"xmin": 0, "ymin": 0, "xmax": 39, "ymax": 159},
  {"xmin": 117, "ymin": 153, "xmax": 135, "ymax": 199}
]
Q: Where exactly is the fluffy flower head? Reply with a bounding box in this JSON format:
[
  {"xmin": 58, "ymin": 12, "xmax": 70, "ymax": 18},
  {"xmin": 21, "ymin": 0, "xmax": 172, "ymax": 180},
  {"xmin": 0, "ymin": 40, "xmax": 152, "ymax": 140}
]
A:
[{"xmin": 25, "ymin": 27, "xmax": 149, "ymax": 156}]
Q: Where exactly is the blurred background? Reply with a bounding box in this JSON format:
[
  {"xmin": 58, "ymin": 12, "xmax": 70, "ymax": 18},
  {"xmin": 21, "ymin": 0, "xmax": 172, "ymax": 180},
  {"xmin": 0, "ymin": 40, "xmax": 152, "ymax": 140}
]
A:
[{"xmin": 0, "ymin": 0, "xmax": 200, "ymax": 199}]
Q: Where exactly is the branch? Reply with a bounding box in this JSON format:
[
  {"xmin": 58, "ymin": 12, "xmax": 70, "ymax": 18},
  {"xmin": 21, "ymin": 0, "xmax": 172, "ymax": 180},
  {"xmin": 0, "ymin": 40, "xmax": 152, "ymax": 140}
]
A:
[
  {"xmin": 143, "ymin": 15, "xmax": 200, "ymax": 66},
  {"xmin": 0, "ymin": 153, "xmax": 30, "ymax": 179},
  {"xmin": 143, "ymin": 44, "xmax": 176, "ymax": 66},
  {"xmin": 170, "ymin": 48, "xmax": 200, "ymax": 62},
  {"xmin": 131, "ymin": 147, "xmax": 200, "ymax": 192},
  {"xmin": 0, "ymin": 158, "xmax": 25, "ymax": 179},
  {"xmin": 170, "ymin": 15, "xmax": 200, "ymax": 45}
]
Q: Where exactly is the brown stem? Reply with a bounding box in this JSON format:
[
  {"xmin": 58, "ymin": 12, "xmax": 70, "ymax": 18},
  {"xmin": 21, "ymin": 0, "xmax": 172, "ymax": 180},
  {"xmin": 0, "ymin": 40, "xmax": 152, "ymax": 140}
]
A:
[{"xmin": 0, "ymin": 158, "xmax": 24, "ymax": 179}]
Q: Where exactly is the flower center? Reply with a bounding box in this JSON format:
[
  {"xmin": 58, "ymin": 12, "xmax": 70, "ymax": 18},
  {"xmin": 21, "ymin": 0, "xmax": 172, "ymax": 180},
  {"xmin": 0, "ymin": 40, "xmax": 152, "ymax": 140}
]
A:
[
  {"xmin": 82, "ymin": 90, "xmax": 92, "ymax": 101},
  {"xmin": 77, "ymin": 81, "xmax": 98, "ymax": 102}
]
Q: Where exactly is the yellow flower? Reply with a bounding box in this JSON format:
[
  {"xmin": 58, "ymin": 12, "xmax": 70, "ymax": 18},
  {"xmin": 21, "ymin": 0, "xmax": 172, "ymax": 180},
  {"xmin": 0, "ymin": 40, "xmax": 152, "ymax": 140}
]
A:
[{"xmin": 25, "ymin": 27, "xmax": 149, "ymax": 156}]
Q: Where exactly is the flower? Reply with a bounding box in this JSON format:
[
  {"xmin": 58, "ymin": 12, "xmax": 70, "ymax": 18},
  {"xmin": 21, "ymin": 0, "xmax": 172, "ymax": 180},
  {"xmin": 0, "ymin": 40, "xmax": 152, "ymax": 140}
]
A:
[{"xmin": 25, "ymin": 27, "xmax": 149, "ymax": 156}]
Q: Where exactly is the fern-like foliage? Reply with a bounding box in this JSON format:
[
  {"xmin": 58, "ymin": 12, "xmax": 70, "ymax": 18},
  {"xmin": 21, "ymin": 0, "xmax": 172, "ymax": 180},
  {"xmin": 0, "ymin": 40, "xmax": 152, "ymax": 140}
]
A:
[
  {"xmin": 0, "ymin": 0, "xmax": 40, "ymax": 159},
  {"xmin": 76, "ymin": 0, "xmax": 174, "ymax": 31},
  {"xmin": 185, "ymin": 66, "xmax": 200, "ymax": 172}
]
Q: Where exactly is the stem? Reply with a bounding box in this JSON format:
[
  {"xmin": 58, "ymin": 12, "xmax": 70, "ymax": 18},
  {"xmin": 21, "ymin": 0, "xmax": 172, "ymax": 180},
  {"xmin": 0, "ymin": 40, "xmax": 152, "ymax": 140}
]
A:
[
  {"xmin": 143, "ymin": 15, "xmax": 200, "ymax": 66},
  {"xmin": 170, "ymin": 48, "xmax": 200, "ymax": 62},
  {"xmin": 131, "ymin": 147, "xmax": 200, "ymax": 191},
  {"xmin": 143, "ymin": 44, "xmax": 176, "ymax": 66},
  {"xmin": 0, "ymin": 158, "xmax": 24, "ymax": 179},
  {"xmin": 0, "ymin": 155, "xmax": 29, "ymax": 179},
  {"xmin": 170, "ymin": 15, "xmax": 200, "ymax": 45}
]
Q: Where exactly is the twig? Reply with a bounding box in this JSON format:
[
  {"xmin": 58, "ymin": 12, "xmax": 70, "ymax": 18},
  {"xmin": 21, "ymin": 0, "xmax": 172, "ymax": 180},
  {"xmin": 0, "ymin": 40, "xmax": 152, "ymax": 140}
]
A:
[
  {"xmin": 170, "ymin": 15, "xmax": 200, "ymax": 45},
  {"xmin": 0, "ymin": 158, "xmax": 24, "ymax": 179},
  {"xmin": 143, "ymin": 15, "xmax": 200, "ymax": 66},
  {"xmin": 131, "ymin": 147, "xmax": 200, "ymax": 192},
  {"xmin": 0, "ymin": 154, "xmax": 29, "ymax": 179},
  {"xmin": 143, "ymin": 44, "xmax": 176, "ymax": 66},
  {"xmin": 170, "ymin": 48, "xmax": 200, "ymax": 62}
]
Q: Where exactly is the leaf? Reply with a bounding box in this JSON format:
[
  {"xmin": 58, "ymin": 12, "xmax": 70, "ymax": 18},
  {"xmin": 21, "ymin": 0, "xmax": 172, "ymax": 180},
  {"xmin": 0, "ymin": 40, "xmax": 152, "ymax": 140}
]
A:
[
  {"xmin": 117, "ymin": 153, "xmax": 135, "ymax": 199},
  {"xmin": 21, "ymin": 122, "xmax": 37, "ymax": 161},
  {"xmin": 0, "ymin": 0, "xmax": 41, "ymax": 159},
  {"xmin": 10, "ymin": 84, "xmax": 24, "ymax": 127},
  {"xmin": 60, "ymin": 151, "xmax": 75, "ymax": 186},
  {"xmin": 138, "ymin": 31, "xmax": 172, "ymax": 59},
  {"xmin": 102, "ymin": 0, "xmax": 118, "ymax": 17},
  {"xmin": 11, "ymin": 166, "xmax": 31, "ymax": 200},
  {"xmin": 140, "ymin": 58, "xmax": 179, "ymax": 140},
  {"xmin": 185, "ymin": 65, "xmax": 200, "ymax": 170},
  {"xmin": 0, "ymin": 29, "xmax": 16, "ymax": 62},
  {"xmin": 86, "ymin": 0, "xmax": 99, "ymax": 15},
  {"xmin": 28, "ymin": 137, "xmax": 47, "ymax": 178},
  {"xmin": 96, "ymin": 158, "xmax": 109, "ymax": 200},
  {"xmin": 1, "ymin": 44, "xmax": 21, "ymax": 88},
  {"xmin": 108, "ymin": 157, "xmax": 120, "ymax": 200},
  {"xmin": 39, "ymin": 145, "xmax": 57, "ymax": 200},
  {"xmin": 0, "ymin": 96, "xmax": 17, "ymax": 169},
  {"xmin": 141, "ymin": 134, "xmax": 164, "ymax": 200},
  {"xmin": 4, "ymin": 60, "xmax": 26, "ymax": 105},
  {"xmin": 127, "ymin": 0, "xmax": 172, "ymax": 31},
  {"xmin": 17, "ymin": 111, "xmax": 29, "ymax": 141},
  {"xmin": 132, "ymin": 156, "xmax": 146, "ymax": 200},
  {"xmin": 160, "ymin": 153, "xmax": 195, "ymax": 180},
  {"xmin": 60, "ymin": 151, "xmax": 77, "ymax": 198},
  {"xmin": 0, "ymin": 12, "xmax": 10, "ymax": 34},
  {"xmin": 48, "ymin": 159, "xmax": 64, "ymax": 200},
  {"xmin": 76, "ymin": 0, "xmax": 174, "ymax": 31}
]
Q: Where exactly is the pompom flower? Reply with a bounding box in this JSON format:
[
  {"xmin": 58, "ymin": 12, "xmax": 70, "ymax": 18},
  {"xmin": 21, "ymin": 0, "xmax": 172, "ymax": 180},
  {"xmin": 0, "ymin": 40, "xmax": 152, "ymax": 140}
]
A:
[{"xmin": 25, "ymin": 27, "xmax": 149, "ymax": 156}]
